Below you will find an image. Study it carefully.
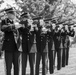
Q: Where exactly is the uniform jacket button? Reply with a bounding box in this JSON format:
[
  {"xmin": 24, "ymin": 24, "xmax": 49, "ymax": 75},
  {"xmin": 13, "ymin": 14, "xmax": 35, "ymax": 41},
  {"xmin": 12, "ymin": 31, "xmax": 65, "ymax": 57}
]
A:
[
  {"xmin": 28, "ymin": 36, "xmax": 29, "ymax": 37},
  {"xmin": 28, "ymin": 39, "xmax": 29, "ymax": 40}
]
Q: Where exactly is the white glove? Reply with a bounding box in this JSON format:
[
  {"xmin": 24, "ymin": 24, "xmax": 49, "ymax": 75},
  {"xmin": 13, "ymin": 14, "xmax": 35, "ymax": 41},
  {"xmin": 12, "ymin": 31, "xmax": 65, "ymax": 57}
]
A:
[
  {"xmin": 40, "ymin": 19, "xmax": 45, "ymax": 26},
  {"xmin": 14, "ymin": 22, "xmax": 22, "ymax": 29},
  {"xmin": 52, "ymin": 23, "xmax": 56, "ymax": 29}
]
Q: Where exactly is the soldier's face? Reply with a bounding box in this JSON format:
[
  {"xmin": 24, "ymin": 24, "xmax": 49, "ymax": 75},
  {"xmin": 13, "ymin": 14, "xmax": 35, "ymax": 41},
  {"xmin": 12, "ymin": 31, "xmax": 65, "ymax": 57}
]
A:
[
  {"xmin": 7, "ymin": 13, "xmax": 15, "ymax": 20},
  {"xmin": 61, "ymin": 29, "xmax": 64, "ymax": 32},
  {"xmin": 22, "ymin": 17, "xmax": 27, "ymax": 21},
  {"xmin": 65, "ymin": 25, "xmax": 68, "ymax": 30},
  {"xmin": 59, "ymin": 24, "xmax": 63, "ymax": 29},
  {"xmin": 52, "ymin": 23, "xmax": 56, "ymax": 29}
]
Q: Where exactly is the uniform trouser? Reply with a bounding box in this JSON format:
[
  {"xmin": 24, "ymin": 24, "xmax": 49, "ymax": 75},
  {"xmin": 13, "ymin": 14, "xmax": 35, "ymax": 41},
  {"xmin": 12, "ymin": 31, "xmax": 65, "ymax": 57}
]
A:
[
  {"xmin": 0, "ymin": 50, "xmax": 2, "ymax": 57},
  {"xmin": 35, "ymin": 52, "xmax": 47, "ymax": 75},
  {"xmin": 4, "ymin": 51, "xmax": 20, "ymax": 75},
  {"xmin": 45, "ymin": 52, "xmax": 48, "ymax": 73},
  {"xmin": 62, "ymin": 48, "xmax": 66, "ymax": 67},
  {"xmin": 33, "ymin": 53, "xmax": 36, "ymax": 65},
  {"xmin": 48, "ymin": 50, "xmax": 54, "ymax": 74},
  {"xmin": 65, "ymin": 47, "xmax": 69, "ymax": 65},
  {"xmin": 0, "ymin": 43, "xmax": 2, "ymax": 58},
  {"xmin": 22, "ymin": 52, "xmax": 35, "ymax": 75},
  {"xmin": 54, "ymin": 48, "xmax": 62, "ymax": 70}
]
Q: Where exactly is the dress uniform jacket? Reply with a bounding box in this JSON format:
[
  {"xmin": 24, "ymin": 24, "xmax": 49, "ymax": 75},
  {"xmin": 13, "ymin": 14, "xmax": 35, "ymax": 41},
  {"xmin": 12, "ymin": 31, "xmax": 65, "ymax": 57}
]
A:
[
  {"xmin": 65, "ymin": 31, "xmax": 70, "ymax": 48},
  {"xmin": 61, "ymin": 30, "xmax": 67, "ymax": 48},
  {"xmin": 62, "ymin": 30, "xmax": 74, "ymax": 49},
  {"xmin": 47, "ymin": 29, "xmax": 55, "ymax": 50},
  {"xmin": 53, "ymin": 30, "xmax": 61, "ymax": 49},
  {"xmin": 1, "ymin": 18, "xmax": 18, "ymax": 52},
  {"xmin": 69, "ymin": 29, "xmax": 75, "ymax": 37},
  {"xmin": 36, "ymin": 29, "xmax": 48, "ymax": 53},
  {"xmin": 19, "ymin": 20, "xmax": 37, "ymax": 53},
  {"xmin": 66, "ymin": 30, "xmax": 75, "ymax": 47}
]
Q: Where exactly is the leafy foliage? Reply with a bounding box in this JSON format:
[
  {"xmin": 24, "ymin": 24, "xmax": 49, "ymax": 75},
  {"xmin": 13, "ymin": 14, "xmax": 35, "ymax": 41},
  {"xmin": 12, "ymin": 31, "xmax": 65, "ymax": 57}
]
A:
[
  {"xmin": 0, "ymin": 0, "xmax": 76, "ymax": 43},
  {"xmin": 0, "ymin": 0, "xmax": 76, "ymax": 24}
]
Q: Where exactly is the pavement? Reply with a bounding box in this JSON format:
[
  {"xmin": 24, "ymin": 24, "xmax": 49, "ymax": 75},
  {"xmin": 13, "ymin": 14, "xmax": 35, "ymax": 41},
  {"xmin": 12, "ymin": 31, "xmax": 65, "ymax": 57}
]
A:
[{"xmin": 0, "ymin": 48, "xmax": 76, "ymax": 75}]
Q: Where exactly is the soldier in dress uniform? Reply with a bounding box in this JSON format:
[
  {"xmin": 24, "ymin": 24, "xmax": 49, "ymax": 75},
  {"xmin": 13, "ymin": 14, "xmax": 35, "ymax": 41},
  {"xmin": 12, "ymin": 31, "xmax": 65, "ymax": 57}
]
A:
[
  {"xmin": 1, "ymin": 8, "xmax": 20, "ymax": 75},
  {"xmin": 35, "ymin": 18, "xmax": 48, "ymax": 75},
  {"xmin": 44, "ymin": 21, "xmax": 50, "ymax": 73},
  {"xmin": 64, "ymin": 25, "xmax": 70, "ymax": 66},
  {"xmin": 61, "ymin": 25, "xmax": 67, "ymax": 67},
  {"xmin": 57, "ymin": 24, "xmax": 64, "ymax": 70},
  {"xmin": 47, "ymin": 22, "xmax": 55, "ymax": 74},
  {"xmin": 53, "ymin": 23, "xmax": 62, "ymax": 70},
  {"xmin": 58, "ymin": 24, "xmax": 64, "ymax": 69},
  {"xmin": 19, "ymin": 12, "xmax": 37, "ymax": 75},
  {"xmin": 65, "ymin": 25, "xmax": 75, "ymax": 66}
]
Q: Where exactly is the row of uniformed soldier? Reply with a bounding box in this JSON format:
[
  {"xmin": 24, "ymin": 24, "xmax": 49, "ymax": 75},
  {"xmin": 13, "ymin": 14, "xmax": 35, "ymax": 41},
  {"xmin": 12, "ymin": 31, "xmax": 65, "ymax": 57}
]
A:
[
  {"xmin": 19, "ymin": 12, "xmax": 75, "ymax": 75},
  {"xmin": 1, "ymin": 8, "xmax": 75, "ymax": 75}
]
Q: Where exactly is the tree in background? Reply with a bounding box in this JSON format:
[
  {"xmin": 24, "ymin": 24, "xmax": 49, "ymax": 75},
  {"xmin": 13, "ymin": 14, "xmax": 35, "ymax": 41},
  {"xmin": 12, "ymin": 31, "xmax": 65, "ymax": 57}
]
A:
[
  {"xmin": 0, "ymin": 0, "xmax": 76, "ymax": 19},
  {"xmin": 0, "ymin": 0, "xmax": 76, "ymax": 44}
]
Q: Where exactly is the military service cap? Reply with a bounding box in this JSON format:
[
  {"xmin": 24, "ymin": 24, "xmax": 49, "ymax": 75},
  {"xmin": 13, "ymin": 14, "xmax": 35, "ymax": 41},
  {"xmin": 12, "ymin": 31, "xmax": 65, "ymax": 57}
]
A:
[
  {"xmin": 20, "ymin": 12, "xmax": 28, "ymax": 18},
  {"xmin": 4, "ymin": 8, "xmax": 14, "ymax": 14}
]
